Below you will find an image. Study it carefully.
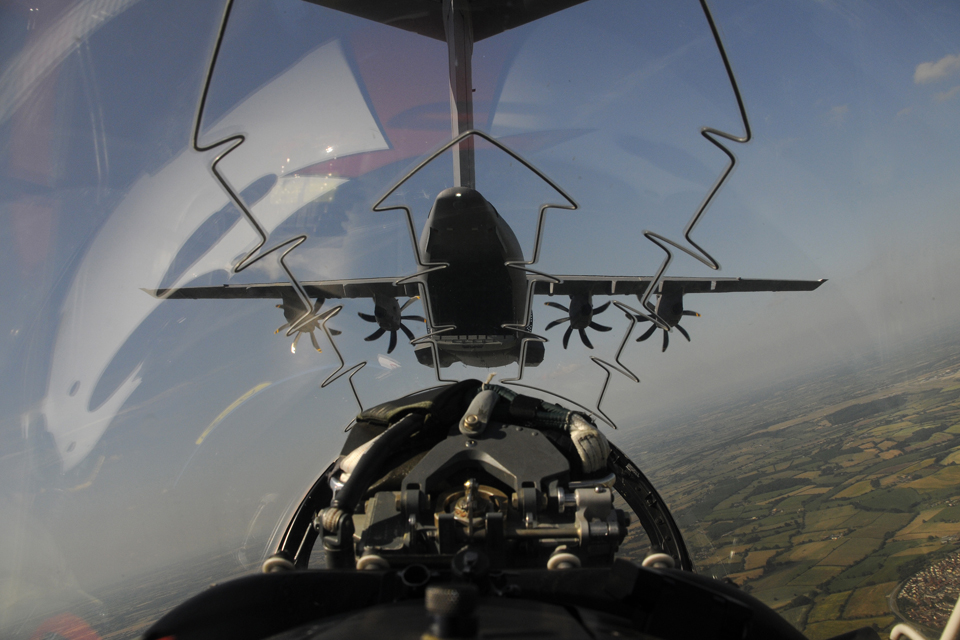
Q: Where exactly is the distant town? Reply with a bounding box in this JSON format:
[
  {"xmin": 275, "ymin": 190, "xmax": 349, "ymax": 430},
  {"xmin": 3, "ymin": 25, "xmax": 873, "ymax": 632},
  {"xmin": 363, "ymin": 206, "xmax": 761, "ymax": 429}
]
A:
[{"xmin": 897, "ymin": 552, "xmax": 960, "ymax": 631}]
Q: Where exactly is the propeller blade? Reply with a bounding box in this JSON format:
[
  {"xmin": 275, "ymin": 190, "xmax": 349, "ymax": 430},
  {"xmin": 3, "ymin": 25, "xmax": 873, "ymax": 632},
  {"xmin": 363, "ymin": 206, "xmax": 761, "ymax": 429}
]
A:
[
  {"xmin": 275, "ymin": 322, "xmax": 291, "ymax": 334},
  {"xmin": 309, "ymin": 331, "xmax": 322, "ymax": 352},
  {"xmin": 676, "ymin": 324, "xmax": 691, "ymax": 342},
  {"xmin": 562, "ymin": 325, "xmax": 573, "ymax": 349},
  {"xmin": 662, "ymin": 330, "xmax": 669, "ymax": 352},
  {"xmin": 636, "ymin": 324, "xmax": 657, "ymax": 342},
  {"xmin": 545, "ymin": 301, "xmax": 569, "ymax": 312},
  {"xmin": 398, "ymin": 322, "xmax": 415, "ymax": 341},
  {"xmin": 682, "ymin": 310, "xmax": 701, "ymax": 317},
  {"xmin": 358, "ymin": 312, "xmax": 377, "ymax": 323},
  {"xmin": 588, "ymin": 321, "xmax": 611, "ymax": 332},
  {"xmin": 292, "ymin": 332, "xmax": 302, "ymax": 354},
  {"xmin": 401, "ymin": 315, "xmax": 425, "ymax": 323},
  {"xmin": 593, "ymin": 301, "xmax": 611, "ymax": 315},
  {"xmin": 387, "ymin": 330, "xmax": 397, "ymax": 354},
  {"xmin": 579, "ymin": 328, "xmax": 594, "ymax": 349},
  {"xmin": 400, "ymin": 296, "xmax": 420, "ymax": 312},
  {"xmin": 545, "ymin": 318, "xmax": 569, "ymax": 331},
  {"xmin": 328, "ymin": 328, "xmax": 342, "ymax": 336},
  {"xmin": 364, "ymin": 327, "xmax": 386, "ymax": 342}
]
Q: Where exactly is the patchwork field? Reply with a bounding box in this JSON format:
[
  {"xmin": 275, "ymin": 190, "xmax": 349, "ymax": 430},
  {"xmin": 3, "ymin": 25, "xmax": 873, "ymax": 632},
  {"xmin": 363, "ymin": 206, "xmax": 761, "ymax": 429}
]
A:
[
  {"xmin": 845, "ymin": 582, "xmax": 898, "ymax": 618},
  {"xmin": 628, "ymin": 340, "xmax": 960, "ymax": 638}
]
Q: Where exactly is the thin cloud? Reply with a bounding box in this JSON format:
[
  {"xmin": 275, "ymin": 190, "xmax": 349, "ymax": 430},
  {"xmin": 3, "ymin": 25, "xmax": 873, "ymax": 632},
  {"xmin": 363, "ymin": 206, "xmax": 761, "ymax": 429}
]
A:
[
  {"xmin": 934, "ymin": 85, "xmax": 960, "ymax": 103},
  {"xmin": 829, "ymin": 104, "xmax": 849, "ymax": 125},
  {"xmin": 914, "ymin": 53, "xmax": 960, "ymax": 84}
]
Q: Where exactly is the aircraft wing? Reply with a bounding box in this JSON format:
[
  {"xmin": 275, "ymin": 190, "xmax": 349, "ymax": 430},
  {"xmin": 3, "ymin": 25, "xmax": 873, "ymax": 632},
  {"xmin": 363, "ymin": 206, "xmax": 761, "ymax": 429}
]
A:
[
  {"xmin": 305, "ymin": 0, "xmax": 590, "ymax": 42},
  {"xmin": 146, "ymin": 276, "xmax": 825, "ymax": 302},
  {"xmin": 533, "ymin": 276, "xmax": 827, "ymax": 298},
  {"xmin": 144, "ymin": 277, "xmax": 420, "ymax": 302}
]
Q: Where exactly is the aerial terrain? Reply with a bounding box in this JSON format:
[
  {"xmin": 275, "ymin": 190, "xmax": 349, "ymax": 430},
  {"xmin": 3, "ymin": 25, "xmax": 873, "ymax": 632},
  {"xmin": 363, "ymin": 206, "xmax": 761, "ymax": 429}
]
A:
[
  {"xmin": 623, "ymin": 330, "xmax": 960, "ymax": 639},
  {"xmin": 16, "ymin": 332, "xmax": 960, "ymax": 640}
]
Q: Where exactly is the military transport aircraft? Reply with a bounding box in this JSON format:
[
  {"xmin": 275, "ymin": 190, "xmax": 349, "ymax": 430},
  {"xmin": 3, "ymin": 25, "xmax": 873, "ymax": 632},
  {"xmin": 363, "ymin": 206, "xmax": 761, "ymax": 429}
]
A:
[
  {"xmin": 149, "ymin": 0, "xmax": 824, "ymax": 371},
  {"xmin": 150, "ymin": 180, "xmax": 823, "ymax": 368}
]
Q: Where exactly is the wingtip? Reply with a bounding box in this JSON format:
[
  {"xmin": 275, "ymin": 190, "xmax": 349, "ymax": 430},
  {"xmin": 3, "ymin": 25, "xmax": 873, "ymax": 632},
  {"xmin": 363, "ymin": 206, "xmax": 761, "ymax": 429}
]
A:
[{"xmin": 143, "ymin": 287, "xmax": 191, "ymax": 300}]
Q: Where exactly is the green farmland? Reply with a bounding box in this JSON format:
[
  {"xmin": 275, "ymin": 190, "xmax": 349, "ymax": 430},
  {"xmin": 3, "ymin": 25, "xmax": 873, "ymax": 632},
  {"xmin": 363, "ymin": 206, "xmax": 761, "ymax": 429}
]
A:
[{"xmin": 626, "ymin": 341, "xmax": 960, "ymax": 638}]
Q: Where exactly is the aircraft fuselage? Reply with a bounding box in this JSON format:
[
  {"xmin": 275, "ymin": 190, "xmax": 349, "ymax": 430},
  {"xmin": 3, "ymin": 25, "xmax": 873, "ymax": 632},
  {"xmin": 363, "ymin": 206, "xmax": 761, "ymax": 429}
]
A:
[{"xmin": 414, "ymin": 187, "xmax": 542, "ymax": 368}]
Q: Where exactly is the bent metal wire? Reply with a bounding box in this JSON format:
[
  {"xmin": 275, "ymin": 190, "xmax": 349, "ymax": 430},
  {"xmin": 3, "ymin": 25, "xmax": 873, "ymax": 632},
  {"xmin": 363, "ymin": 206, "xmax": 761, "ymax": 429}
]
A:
[
  {"xmin": 369, "ymin": 128, "xmax": 576, "ymax": 390},
  {"xmin": 186, "ymin": 0, "xmax": 752, "ymax": 431},
  {"xmin": 589, "ymin": 0, "xmax": 752, "ymax": 427}
]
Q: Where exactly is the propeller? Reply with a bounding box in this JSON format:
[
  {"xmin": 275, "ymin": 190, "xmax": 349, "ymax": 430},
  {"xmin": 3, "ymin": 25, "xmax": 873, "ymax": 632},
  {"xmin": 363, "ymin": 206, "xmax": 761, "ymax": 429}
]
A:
[
  {"xmin": 544, "ymin": 293, "xmax": 612, "ymax": 349},
  {"xmin": 632, "ymin": 292, "xmax": 699, "ymax": 352},
  {"xmin": 358, "ymin": 294, "xmax": 425, "ymax": 354},
  {"xmin": 275, "ymin": 292, "xmax": 340, "ymax": 354}
]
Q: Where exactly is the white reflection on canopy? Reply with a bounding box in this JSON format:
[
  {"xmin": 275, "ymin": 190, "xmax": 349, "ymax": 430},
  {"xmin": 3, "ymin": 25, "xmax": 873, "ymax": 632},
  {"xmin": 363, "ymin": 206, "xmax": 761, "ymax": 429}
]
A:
[{"xmin": 40, "ymin": 40, "xmax": 385, "ymax": 471}]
